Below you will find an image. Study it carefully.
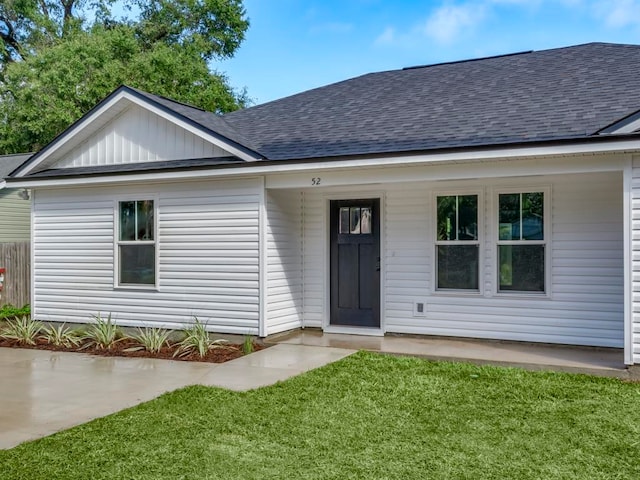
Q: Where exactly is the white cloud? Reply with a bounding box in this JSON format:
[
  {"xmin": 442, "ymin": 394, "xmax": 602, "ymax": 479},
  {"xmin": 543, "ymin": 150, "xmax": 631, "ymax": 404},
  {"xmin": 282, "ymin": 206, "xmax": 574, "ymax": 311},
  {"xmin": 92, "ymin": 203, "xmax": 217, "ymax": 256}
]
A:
[
  {"xmin": 374, "ymin": 26, "xmax": 396, "ymax": 45},
  {"xmin": 423, "ymin": 4, "xmax": 486, "ymax": 44},
  {"xmin": 372, "ymin": 0, "xmax": 588, "ymax": 49},
  {"xmin": 596, "ymin": 0, "xmax": 640, "ymax": 28}
]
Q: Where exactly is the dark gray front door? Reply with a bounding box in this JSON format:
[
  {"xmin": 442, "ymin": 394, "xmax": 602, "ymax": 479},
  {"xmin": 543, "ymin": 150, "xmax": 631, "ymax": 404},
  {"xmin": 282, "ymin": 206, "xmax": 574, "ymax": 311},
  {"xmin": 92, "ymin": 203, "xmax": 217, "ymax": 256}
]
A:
[{"xmin": 330, "ymin": 199, "xmax": 380, "ymax": 327}]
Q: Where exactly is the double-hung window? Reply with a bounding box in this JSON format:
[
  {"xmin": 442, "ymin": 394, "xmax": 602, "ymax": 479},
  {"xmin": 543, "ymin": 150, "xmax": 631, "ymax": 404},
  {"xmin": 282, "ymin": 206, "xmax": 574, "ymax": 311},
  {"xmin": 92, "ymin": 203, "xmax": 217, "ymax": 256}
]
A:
[
  {"xmin": 497, "ymin": 191, "xmax": 546, "ymax": 293},
  {"xmin": 435, "ymin": 194, "xmax": 479, "ymax": 290},
  {"xmin": 117, "ymin": 200, "xmax": 156, "ymax": 286}
]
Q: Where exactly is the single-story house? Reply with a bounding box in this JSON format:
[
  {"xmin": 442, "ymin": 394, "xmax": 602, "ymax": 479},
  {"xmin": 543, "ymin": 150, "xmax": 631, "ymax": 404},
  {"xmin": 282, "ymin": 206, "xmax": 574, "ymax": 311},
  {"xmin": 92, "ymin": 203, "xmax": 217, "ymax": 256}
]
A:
[
  {"xmin": 7, "ymin": 42, "xmax": 640, "ymax": 365},
  {"xmin": 0, "ymin": 154, "xmax": 32, "ymax": 243}
]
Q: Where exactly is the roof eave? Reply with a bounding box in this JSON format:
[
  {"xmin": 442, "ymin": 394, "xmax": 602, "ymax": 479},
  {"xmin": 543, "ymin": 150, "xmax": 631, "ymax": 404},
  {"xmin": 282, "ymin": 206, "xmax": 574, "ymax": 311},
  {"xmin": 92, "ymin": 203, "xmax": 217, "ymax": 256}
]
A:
[{"xmin": 8, "ymin": 132, "xmax": 640, "ymax": 188}]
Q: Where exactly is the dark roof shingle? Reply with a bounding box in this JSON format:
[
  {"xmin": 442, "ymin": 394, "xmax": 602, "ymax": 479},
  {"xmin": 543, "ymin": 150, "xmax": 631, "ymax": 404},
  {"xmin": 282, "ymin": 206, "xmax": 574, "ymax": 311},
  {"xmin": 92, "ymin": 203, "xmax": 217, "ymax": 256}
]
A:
[
  {"xmin": 221, "ymin": 42, "xmax": 640, "ymax": 160},
  {"xmin": 0, "ymin": 154, "xmax": 32, "ymax": 180}
]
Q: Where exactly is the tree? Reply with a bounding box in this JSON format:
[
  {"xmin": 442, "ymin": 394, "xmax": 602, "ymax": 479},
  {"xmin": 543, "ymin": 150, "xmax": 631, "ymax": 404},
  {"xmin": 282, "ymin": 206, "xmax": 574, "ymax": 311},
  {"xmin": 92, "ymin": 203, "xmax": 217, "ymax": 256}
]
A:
[{"xmin": 0, "ymin": 1, "xmax": 249, "ymax": 154}]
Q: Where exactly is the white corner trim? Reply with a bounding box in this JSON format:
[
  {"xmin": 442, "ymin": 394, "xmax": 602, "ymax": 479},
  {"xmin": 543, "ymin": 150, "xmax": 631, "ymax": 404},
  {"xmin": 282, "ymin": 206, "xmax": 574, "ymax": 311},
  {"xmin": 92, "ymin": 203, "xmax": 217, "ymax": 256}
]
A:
[
  {"xmin": 258, "ymin": 176, "xmax": 268, "ymax": 337},
  {"xmin": 623, "ymin": 156, "xmax": 634, "ymax": 365},
  {"xmin": 30, "ymin": 189, "xmax": 36, "ymax": 317}
]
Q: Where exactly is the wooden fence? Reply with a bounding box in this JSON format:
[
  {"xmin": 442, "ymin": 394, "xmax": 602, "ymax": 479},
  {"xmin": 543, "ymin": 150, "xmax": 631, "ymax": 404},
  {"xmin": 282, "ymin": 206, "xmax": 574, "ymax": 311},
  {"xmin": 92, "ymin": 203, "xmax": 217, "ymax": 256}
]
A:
[{"xmin": 0, "ymin": 242, "xmax": 30, "ymax": 307}]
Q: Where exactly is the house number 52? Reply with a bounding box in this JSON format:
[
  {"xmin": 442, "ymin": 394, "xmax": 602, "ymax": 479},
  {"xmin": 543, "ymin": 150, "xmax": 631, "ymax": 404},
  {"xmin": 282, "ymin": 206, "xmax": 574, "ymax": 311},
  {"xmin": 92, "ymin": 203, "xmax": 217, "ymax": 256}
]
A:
[{"xmin": 311, "ymin": 177, "xmax": 321, "ymax": 186}]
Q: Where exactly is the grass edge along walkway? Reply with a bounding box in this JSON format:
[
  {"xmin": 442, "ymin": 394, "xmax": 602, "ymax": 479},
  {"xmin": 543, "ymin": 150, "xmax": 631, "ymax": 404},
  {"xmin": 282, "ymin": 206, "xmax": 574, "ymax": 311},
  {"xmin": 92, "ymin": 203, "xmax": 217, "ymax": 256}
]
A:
[{"xmin": 1, "ymin": 351, "xmax": 639, "ymax": 479}]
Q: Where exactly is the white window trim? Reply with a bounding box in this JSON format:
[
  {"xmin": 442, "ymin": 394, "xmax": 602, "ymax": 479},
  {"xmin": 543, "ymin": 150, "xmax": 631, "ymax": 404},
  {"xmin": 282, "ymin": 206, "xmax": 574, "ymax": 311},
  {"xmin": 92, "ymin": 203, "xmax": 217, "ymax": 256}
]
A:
[
  {"xmin": 113, "ymin": 196, "xmax": 159, "ymax": 290},
  {"xmin": 492, "ymin": 186, "xmax": 552, "ymax": 298},
  {"xmin": 432, "ymin": 189, "xmax": 483, "ymax": 295}
]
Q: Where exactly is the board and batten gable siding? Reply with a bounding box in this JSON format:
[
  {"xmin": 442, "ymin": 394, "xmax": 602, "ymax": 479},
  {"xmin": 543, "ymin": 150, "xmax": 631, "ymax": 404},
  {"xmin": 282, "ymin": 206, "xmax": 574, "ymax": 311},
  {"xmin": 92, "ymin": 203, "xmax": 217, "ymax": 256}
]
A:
[
  {"xmin": 54, "ymin": 105, "xmax": 229, "ymax": 169},
  {"xmin": 0, "ymin": 189, "xmax": 30, "ymax": 242},
  {"xmin": 265, "ymin": 190, "xmax": 303, "ymax": 335},
  {"xmin": 32, "ymin": 178, "xmax": 262, "ymax": 333},
  {"xmin": 301, "ymin": 171, "xmax": 623, "ymax": 347}
]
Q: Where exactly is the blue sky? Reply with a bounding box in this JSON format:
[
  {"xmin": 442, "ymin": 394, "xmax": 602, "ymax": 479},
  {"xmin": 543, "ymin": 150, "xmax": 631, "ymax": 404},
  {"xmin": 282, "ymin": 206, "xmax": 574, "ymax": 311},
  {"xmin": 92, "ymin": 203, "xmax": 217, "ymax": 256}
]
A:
[{"xmin": 215, "ymin": 0, "xmax": 640, "ymax": 105}]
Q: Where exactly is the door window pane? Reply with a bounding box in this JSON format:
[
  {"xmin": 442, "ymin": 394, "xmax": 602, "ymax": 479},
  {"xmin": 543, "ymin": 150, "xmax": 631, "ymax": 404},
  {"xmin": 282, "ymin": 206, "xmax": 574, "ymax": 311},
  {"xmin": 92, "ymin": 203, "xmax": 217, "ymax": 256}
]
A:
[
  {"xmin": 350, "ymin": 207, "xmax": 361, "ymax": 234},
  {"xmin": 120, "ymin": 244, "xmax": 156, "ymax": 285},
  {"xmin": 360, "ymin": 207, "xmax": 372, "ymax": 234},
  {"xmin": 339, "ymin": 207, "xmax": 350, "ymax": 234},
  {"xmin": 499, "ymin": 245, "xmax": 544, "ymax": 292},
  {"xmin": 437, "ymin": 245, "xmax": 479, "ymax": 290}
]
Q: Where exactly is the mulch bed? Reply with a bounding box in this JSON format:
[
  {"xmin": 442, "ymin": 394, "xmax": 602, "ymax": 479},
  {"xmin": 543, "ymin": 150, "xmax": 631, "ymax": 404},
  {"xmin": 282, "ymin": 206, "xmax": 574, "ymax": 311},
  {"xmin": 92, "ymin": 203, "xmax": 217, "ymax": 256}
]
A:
[{"xmin": 0, "ymin": 337, "xmax": 265, "ymax": 363}]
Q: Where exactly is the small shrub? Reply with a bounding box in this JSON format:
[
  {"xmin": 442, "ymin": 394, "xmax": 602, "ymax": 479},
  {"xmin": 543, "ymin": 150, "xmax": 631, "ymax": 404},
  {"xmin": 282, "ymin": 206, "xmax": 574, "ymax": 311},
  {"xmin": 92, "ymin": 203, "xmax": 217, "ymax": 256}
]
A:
[
  {"xmin": 82, "ymin": 313, "xmax": 123, "ymax": 350},
  {"xmin": 127, "ymin": 327, "xmax": 171, "ymax": 354},
  {"xmin": 174, "ymin": 317, "xmax": 230, "ymax": 358},
  {"xmin": 1, "ymin": 315, "xmax": 43, "ymax": 345},
  {"xmin": 40, "ymin": 324, "xmax": 82, "ymax": 348},
  {"xmin": 0, "ymin": 304, "xmax": 31, "ymax": 320},
  {"xmin": 242, "ymin": 335, "xmax": 254, "ymax": 355}
]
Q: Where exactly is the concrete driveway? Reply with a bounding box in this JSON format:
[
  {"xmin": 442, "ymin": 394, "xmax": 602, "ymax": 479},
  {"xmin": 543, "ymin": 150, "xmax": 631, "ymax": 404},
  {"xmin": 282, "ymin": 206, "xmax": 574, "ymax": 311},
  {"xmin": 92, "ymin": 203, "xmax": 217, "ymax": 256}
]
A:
[{"xmin": 0, "ymin": 344, "xmax": 355, "ymax": 449}]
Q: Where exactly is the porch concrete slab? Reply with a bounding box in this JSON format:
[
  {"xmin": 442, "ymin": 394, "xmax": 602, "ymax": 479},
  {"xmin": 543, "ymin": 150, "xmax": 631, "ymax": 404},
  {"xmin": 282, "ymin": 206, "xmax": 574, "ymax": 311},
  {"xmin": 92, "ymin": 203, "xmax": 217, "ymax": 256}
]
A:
[
  {"xmin": 272, "ymin": 330, "xmax": 629, "ymax": 377},
  {"xmin": 0, "ymin": 344, "xmax": 355, "ymax": 450}
]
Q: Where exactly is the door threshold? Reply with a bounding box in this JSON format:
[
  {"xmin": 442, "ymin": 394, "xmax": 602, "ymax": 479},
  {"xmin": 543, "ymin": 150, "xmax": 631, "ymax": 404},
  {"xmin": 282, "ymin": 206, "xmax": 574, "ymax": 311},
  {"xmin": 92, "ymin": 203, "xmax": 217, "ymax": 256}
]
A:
[{"xmin": 323, "ymin": 326, "xmax": 384, "ymax": 337}]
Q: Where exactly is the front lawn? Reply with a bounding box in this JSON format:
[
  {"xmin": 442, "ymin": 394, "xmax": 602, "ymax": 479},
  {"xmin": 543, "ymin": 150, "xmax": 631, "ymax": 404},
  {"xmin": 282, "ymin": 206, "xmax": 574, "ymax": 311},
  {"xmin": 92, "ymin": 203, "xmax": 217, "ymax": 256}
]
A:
[{"xmin": 1, "ymin": 351, "xmax": 639, "ymax": 479}]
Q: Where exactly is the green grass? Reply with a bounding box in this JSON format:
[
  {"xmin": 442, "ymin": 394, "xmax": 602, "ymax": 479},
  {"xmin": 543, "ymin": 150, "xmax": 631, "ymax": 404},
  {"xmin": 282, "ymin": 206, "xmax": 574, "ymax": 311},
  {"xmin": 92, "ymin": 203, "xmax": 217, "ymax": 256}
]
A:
[{"xmin": 1, "ymin": 352, "xmax": 639, "ymax": 479}]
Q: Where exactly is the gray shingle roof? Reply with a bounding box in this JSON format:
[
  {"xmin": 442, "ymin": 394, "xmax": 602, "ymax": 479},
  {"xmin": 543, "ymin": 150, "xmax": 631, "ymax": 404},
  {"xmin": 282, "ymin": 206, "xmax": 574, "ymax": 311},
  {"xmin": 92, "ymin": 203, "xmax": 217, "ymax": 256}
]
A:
[
  {"xmin": 13, "ymin": 42, "xmax": 640, "ymax": 182},
  {"xmin": 0, "ymin": 154, "xmax": 32, "ymax": 180},
  {"xmin": 220, "ymin": 42, "xmax": 640, "ymax": 160}
]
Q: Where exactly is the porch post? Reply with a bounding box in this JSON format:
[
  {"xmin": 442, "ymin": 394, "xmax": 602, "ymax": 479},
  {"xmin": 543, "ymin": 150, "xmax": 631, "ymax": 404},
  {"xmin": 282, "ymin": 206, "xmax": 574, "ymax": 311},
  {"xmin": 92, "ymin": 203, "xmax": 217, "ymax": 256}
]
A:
[{"xmin": 624, "ymin": 156, "xmax": 634, "ymax": 365}]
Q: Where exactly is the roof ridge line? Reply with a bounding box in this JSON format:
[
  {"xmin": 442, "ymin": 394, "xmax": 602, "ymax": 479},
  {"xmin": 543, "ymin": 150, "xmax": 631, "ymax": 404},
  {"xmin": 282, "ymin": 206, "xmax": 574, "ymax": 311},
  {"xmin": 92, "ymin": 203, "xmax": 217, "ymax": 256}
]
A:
[{"xmin": 402, "ymin": 50, "xmax": 533, "ymax": 71}]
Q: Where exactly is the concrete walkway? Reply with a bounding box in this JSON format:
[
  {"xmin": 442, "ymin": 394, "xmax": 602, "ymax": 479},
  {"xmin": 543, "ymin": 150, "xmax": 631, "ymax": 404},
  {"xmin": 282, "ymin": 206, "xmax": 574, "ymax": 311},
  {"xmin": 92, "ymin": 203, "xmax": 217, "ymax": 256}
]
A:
[{"xmin": 0, "ymin": 344, "xmax": 354, "ymax": 450}]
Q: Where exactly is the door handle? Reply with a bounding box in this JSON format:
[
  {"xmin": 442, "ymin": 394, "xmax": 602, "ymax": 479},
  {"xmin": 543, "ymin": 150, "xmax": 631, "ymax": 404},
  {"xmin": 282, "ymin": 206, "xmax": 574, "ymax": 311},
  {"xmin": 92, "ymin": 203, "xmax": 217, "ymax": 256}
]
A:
[{"xmin": 376, "ymin": 256, "xmax": 381, "ymax": 272}]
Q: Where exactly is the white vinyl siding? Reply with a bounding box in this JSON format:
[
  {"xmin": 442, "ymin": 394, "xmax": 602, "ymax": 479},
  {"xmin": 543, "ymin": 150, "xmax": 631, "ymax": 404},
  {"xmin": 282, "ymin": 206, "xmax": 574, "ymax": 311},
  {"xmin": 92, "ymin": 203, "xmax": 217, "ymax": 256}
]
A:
[
  {"xmin": 55, "ymin": 105, "xmax": 229, "ymax": 169},
  {"xmin": 301, "ymin": 171, "xmax": 623, "ymax": 347},
  {"xmin": 265, "ymin": 190, "xmax": 303, "ymax": 335},
  {"xmin": 302, "ymin": 192, "xmax": 325, "ymax": 328},
  {"xmin": 32, "ymin": 178, "xmax": 261, "ymax": 334},
  {"xmin": 0, "ymin": 189, "xmax": 30, "ymax": 242}
]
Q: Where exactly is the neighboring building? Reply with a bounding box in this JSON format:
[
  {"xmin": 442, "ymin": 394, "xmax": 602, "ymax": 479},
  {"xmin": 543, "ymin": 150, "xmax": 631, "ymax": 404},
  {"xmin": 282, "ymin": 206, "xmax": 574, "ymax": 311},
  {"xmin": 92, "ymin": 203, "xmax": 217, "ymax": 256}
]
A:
[
  {"xmin": 0, "ymin": 154, "xmax": 32, "ymax": 243},
  {"xmin": 7, "ymin": 43, "xmax": 640, "ymax": 364}
]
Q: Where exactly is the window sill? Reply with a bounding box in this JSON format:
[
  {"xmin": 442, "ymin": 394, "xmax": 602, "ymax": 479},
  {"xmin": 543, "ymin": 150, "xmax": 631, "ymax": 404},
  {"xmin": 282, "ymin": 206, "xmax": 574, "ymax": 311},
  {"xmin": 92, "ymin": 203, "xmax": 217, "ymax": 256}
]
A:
[
  {"xmin": 493, "ymin": 292, "xmax": 550, "ymax": 300},
  {"xmin": 114, "ymin": 285, "xmax": 159, "ymax": 292},
  {"xmin": 432, "ymin": 289, "xmax": 483, "ymax": 297}
]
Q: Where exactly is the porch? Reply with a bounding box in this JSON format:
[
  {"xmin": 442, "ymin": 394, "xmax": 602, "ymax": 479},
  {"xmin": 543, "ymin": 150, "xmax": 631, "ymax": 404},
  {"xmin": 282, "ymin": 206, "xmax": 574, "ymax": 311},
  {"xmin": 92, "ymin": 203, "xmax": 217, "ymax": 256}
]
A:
[
  {"xmin": 271, "ymin": 329, "xmax": 635, "ymax": 379},
  {"xmin": 264, "ymin": 166, "xmax": 628, "ymax": 358}
]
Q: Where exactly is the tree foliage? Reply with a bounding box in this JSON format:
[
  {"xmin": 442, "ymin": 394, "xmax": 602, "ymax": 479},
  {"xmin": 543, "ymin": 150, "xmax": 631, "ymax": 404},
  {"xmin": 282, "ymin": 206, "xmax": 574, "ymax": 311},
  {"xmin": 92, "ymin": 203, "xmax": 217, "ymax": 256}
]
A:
[{"xmin": 0, "ymin": 1, "xmax": 249, "ymax": 154}]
